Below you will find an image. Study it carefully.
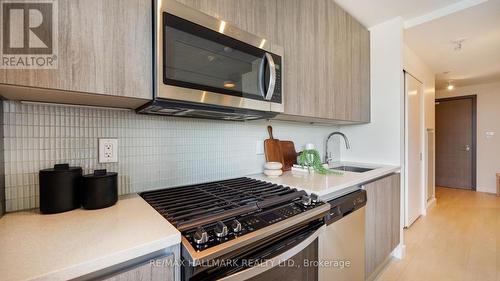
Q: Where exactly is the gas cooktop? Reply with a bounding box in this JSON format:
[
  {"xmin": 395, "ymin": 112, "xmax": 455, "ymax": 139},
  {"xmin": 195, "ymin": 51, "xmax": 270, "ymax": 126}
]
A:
[{"xmin": 140, "ymin": 177, "xmax": 329, "ymax": 263}]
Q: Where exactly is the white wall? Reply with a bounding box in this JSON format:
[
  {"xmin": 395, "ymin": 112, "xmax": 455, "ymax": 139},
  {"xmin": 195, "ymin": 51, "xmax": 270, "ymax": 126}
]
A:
[
  {"xmin": 437, "ymin": 81, "xmax": 500, "ymax": 194},
  {"xmin": 340, "ymin": 18, "xmax": 404, "ymax": 166},
  {"xmin": 403, "ymin": 44, "xmax": 435, "ymax": 130}
]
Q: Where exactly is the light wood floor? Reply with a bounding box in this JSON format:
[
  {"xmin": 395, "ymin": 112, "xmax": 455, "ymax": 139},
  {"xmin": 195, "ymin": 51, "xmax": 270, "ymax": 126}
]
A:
[{"xmin": 378, "ymin": 187, "xmax": 500, "ymax": 281}]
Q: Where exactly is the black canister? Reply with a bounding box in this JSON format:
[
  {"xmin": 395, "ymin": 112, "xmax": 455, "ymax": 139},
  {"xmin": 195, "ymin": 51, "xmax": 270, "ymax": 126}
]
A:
[
  {"xmin": 39, "ymin": 164, "xmax": 82, "ymax": 214},
  {"xmin": 81, "ymin": 169, "xmax": 118, "ymax": 210}
]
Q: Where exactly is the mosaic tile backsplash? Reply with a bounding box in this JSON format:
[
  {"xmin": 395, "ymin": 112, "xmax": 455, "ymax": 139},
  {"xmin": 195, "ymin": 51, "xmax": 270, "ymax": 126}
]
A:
[{"xmin": 2, "ymin": 101, "xmax": 340, "ymax": 212}]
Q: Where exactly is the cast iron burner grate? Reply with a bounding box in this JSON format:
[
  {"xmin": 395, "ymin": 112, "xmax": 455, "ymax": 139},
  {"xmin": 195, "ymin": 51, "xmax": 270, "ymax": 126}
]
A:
[{"xmin": 140, "ymin": 177, "xmax": 305, "ymax": 231}]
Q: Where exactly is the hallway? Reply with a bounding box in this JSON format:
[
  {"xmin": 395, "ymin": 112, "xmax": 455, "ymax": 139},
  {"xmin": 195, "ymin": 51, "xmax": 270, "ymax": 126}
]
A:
[{"xmin": 378, "ymin": 187, "xmax": 500, "ymax": 281}]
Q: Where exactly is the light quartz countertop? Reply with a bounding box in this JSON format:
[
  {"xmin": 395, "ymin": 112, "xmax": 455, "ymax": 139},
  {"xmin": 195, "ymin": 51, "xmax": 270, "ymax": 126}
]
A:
[
  {"xmin": 250, "ymin": 161, "xmax": 400, "ymax": 201},
  {"xmin": 0, "ymin": 194, "xmax": 181, "ymax": 281}
]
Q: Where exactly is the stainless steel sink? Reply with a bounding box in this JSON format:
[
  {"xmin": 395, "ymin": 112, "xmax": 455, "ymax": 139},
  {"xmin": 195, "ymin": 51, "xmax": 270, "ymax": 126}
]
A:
[{"xmin": 330, "ymin": 165, "xmax": 375, "ymax": 173}]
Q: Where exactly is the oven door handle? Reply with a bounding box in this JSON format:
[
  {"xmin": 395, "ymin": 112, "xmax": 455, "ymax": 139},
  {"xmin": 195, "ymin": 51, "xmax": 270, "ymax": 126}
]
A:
[
  {"xmin": 259, "ymin": 53, "xmax": 277, "ymax": 101},
  {"xmin": 217, "ymin": 225, "xmax": 325, "ymax": 281}
]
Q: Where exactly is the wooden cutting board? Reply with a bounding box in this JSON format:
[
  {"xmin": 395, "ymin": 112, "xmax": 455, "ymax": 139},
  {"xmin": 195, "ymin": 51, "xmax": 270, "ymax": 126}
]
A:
[
  {"xmin": 264, "ymin": 126, "xmax": 284, "ymax": 165},
  {"xmin": 280, "ymin": 140, "xmax": 297, "ymax": 171}
]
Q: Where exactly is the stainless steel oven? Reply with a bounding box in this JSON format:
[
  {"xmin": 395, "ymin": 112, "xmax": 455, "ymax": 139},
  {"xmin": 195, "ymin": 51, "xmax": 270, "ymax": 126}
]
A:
[
  {"xmin": 140, "ymin": 177, "xmax": 329, "ymax": 281},
  {"xmin": 138, "ymin": 0, "xmax": 284, "ymax": 121}
]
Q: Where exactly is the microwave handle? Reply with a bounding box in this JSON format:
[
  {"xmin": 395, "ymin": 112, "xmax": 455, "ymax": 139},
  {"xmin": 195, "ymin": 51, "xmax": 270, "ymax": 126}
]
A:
[{"xmin": 259, "ymin": 53, "xmax": 277, "ymax": 101}]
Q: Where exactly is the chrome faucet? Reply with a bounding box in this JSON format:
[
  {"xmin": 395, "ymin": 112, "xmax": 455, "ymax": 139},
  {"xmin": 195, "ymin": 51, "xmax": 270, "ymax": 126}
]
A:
[{"xmin": 325, "ymin": 132, "xmax": 351, "ymax": 165}]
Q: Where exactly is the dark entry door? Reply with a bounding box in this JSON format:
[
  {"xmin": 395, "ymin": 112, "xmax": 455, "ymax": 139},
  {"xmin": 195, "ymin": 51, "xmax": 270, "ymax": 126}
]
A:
[{"xmin": 435, "ymin": 97, "xmax": 475, "ymax": 189}]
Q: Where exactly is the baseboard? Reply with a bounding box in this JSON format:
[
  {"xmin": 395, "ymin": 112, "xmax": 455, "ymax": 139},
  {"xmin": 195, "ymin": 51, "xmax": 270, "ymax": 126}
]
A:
[
  {"xmin": 366, "ymin": 255, "xmax": 393, "ymax": 281},
  {"xmin": 426, "ymin": 197, "xmax": 437, "ymax": 211},
  {"xmin": 391, "ymin": 243, "xmax": 406, "ymax": 260},
  {"xmin": 367, "ymin": 244, "xmax": 406, "ymax": 281},
  {"xmin": 365, "ymin": 256, "xmax": 392, "ymax": 281}
]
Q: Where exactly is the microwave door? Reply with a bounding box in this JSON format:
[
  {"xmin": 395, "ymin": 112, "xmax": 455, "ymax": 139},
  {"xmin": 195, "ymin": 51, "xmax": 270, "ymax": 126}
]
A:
[
  {"xmin": 242, "ymin": 58, "xmax": 264, "ymax": 100},
  {"xmin": 163, "ymin": 13, "xmax": 267, "ymax": 102}
]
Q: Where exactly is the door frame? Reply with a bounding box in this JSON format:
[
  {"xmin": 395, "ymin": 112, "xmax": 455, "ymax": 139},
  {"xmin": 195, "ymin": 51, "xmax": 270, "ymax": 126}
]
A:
[{"xmin": 435, "ymin": 95, "xmax": 477, "ymax": 190}]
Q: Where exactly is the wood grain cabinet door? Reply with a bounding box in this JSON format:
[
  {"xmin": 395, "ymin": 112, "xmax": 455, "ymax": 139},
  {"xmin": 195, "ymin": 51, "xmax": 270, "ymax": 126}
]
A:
[
  {"xmin": 349, "ymin": 16, "xmax": 371, "ymax": 123},
  {"xmin": 358, "ymin": 20, "xmax": 371, "ymax": 123},
  {"xmin": 276, "ymin": 0, "xmax": 328, "ymax": 119},
  {"xmin": 277, "ymin": 0, "xmax": 370, "ymax": 122},
  {"xmin": 331, "ymin": 5, "xmax": 370, "ymax": 122},
  {"xmin": 103, "ymin": 254, "xmax": 175, "ymax": 281},
  {"xmin": 364, "ymin": 173, "xmax": 401, "ymax": 279},
  {"xmin": 0, "ymin": 0, "xmax": 152, "ymax": 101}
]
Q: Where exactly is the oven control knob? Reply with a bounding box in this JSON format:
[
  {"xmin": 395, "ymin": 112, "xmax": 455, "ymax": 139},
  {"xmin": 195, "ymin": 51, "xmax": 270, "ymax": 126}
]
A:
[
  {"xmin": 214, "ymin": 221, "xmax": 229, "ymax": 238},
  {"xmin": 230, "ymin": 220, "xmax": 242, "ymax": 233},
  {"xmin": 193, "ymin": 227, "xmax": 209, "ymax": 245},
  {"xmin": 301, "ymin": 195, "xmax": 312, "ymax": 206},
  {"xmin": 310, "ymin": 193, "xmax": 319, "ymax": 203}
]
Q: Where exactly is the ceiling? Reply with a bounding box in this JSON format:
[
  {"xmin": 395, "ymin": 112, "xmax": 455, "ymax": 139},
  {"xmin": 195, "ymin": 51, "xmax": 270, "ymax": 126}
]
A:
[
  {"xmin": 404, "ymin": 0, "xmax": 500, "ymax": 90},
  {"xmin": 334, "ymin": 0, "xmax": 464, "ymax": 27}
]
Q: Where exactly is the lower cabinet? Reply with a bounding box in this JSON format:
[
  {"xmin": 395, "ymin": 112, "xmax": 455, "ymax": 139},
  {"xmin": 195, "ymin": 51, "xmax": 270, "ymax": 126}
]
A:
[
  {"xmin": 103, "ymin": 254, "xmax": 175, "ymax": 281},
  {"xmin": 363, "ymin": 173, "xmax": 401, "ymax": 280}
]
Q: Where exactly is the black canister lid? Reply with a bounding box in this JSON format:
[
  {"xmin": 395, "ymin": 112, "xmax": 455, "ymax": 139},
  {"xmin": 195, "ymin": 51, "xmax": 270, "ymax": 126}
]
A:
[
  {"xmin": 83, "ymin": 169, "xmax": 117, "ymax": 178},
  {"xmin": 40, "ymin": 164, "xmax": 82, "ymax": 174}
]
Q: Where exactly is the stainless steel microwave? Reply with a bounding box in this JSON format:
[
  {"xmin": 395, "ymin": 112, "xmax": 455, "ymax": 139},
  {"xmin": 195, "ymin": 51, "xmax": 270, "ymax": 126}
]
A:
[{"xmin": 137, "ymin": 0, "xmax": 284, "ymax": 121}]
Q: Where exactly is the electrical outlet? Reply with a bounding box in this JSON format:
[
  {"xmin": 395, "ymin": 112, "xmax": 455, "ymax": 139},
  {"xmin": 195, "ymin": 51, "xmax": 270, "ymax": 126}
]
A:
[{"xmin": 99, "ymin": 138, "xmax": 118, "ymax": 163}]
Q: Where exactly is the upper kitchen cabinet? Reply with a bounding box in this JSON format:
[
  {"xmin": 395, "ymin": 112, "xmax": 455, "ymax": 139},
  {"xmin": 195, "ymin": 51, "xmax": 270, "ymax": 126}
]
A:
[
  {"xmin": 276, "ymin": 0, "xmax": 330, "ymax": 119},
  {"xmin": 332, "ymin": 4, "xmax": 371, "ymax": 123},
  {"xmin": 275, "ymin": 0, "xmax": 370, "ymax": 123},
  {"xmin": 0, "ymin": 0, "xmax": 152, "ymax": 108}
]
